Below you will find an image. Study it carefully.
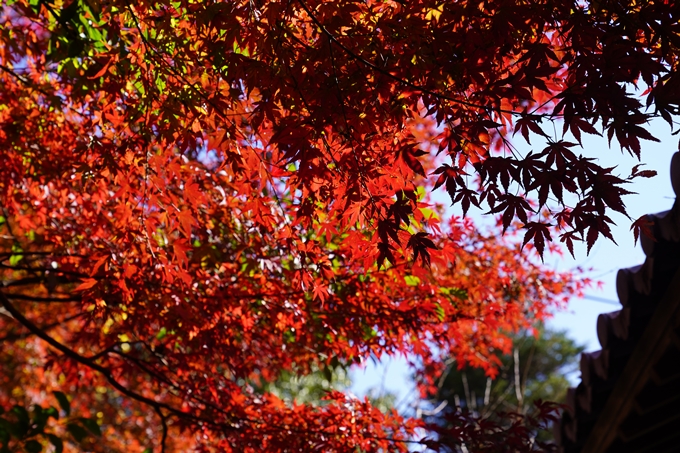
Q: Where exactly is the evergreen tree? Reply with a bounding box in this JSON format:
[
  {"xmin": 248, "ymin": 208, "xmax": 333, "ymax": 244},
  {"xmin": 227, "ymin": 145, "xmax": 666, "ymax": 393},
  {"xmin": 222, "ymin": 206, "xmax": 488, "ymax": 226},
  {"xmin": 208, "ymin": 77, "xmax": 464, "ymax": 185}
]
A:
[{"xmin": 425, "ymin": 325, "xmax": 585, "ymax": 448}]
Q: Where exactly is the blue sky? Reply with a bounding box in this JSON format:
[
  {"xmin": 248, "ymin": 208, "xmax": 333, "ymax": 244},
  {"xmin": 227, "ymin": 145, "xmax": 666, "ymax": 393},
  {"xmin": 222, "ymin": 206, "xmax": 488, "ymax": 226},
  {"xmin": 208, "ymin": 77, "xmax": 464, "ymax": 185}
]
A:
[{"xmin": 350, "ymin": 115, "xmax": 677, "ymax": 410}]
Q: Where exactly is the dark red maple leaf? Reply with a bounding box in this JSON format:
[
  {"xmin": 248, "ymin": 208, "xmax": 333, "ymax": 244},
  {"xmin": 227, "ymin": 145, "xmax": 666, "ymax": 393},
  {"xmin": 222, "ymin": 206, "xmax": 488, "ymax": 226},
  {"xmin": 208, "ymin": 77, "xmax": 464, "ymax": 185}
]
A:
[{"xmin": 407, "ymin": 232, "xmax": 437, "ymax": 267}]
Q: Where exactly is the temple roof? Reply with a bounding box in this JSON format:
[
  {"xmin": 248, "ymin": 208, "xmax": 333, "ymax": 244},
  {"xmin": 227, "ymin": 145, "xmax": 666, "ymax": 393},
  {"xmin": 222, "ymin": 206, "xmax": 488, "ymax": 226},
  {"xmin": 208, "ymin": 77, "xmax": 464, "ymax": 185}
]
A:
[{"xmin": 556, "ymin": 152, "xmax": 680, "ymax": 453}]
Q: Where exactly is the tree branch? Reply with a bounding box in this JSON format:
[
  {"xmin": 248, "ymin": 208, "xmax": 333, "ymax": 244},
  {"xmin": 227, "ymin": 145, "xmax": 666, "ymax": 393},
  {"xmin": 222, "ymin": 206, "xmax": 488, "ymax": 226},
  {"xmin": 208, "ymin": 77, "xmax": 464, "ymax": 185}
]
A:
[
  {"xmin": 0, "ymin": 312, "xmax": 85, "ymax": 343},
  {"xmin": 4, "ymin": 293, "xmax": 81, "ymax": 303},
  {"xmin": 0, "ymin": 292, "xmax": 185, "ymax": 420}
]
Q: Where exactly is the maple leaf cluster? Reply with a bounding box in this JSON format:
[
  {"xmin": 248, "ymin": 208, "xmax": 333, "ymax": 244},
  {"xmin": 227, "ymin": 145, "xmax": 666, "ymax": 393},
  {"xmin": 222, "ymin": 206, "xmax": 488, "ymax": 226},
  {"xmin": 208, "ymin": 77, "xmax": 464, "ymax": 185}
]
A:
[{"xmin": 0, "ymin": 0, "xmax": 671, "ymax": 450}]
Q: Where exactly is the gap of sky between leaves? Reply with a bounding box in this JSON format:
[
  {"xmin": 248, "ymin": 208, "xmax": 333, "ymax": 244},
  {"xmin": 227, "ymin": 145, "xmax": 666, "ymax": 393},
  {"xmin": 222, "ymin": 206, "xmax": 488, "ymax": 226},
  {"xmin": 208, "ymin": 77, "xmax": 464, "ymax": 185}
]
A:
[{"xmin": 350, "ymin": 115, "xmax": 677, "ymax": 414}]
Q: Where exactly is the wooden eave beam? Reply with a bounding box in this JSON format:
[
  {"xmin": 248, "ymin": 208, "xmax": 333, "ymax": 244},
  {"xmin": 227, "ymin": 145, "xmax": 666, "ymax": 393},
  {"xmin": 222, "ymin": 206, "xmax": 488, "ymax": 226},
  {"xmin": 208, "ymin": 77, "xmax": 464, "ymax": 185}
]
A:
[{"xmin": 634, "ymin": 372, "xmax": 680, "ymax": 414}]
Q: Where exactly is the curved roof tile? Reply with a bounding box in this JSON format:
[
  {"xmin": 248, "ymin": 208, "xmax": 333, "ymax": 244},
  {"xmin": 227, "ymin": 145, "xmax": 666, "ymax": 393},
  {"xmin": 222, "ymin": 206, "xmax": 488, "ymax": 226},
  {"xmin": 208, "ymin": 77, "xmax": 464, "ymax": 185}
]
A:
[{"xmin": 556, "ymin": 152, "xmax": 680, "ymax": 453}]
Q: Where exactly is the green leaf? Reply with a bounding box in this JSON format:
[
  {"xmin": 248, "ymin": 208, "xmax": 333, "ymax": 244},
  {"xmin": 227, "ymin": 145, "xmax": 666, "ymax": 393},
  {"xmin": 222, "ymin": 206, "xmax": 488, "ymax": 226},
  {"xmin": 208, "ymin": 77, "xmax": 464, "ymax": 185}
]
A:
[
  {"xmin": 30, "ymin": 406, "xmax": 47, "ymax": 434},
  {"xmin": 434, "ymin": 302, "xmax": 446, "ymax": 322},
  {"xmin": 66, "ymin": 423, "xmax": 88, "ymax": 442},
  {"xmin": 78, "ymin": 418, "xmax": 101, "ymax": 437},
  {"xmin": 142, "ymin": 449, "xmax": 153, "ymax": 453},
  {"xmin": 47, "ymin": 434, "xmax": 63, "ymax": 453},
  {"xmin": 404, "ymin": 275, "xmax": 420, "ymax": 286},
  {"xmin": 23, "ymin": 439, "xmax": 42, "ymax": 453},
  {"xmin": 9, "ymin": 254, "xmax": 22, "ymax": 267},
  {"xmin": 44, "ymin": 407, "xmax": 59, "ymax": 421},
  {"xmin": 156, "ymin": 327, "xmax": 167, "ymax": 340},
  {"xmin": 11, "ymin": 406, "xmax": 29, "ymax": 437},
  {"xmin": 0, "ymin": 423, "xmax": 10, "ymax": 445},
  {"xmin": 53, "ymin": 392, "xmax": 70, "ymax": 416},
  {"xmin": 441, "ymin": 287, "xmax": 468, "ymax": 300},
  {"xmin": 28, "ymin": 0, "xmax": 40, "ymax": 14}
]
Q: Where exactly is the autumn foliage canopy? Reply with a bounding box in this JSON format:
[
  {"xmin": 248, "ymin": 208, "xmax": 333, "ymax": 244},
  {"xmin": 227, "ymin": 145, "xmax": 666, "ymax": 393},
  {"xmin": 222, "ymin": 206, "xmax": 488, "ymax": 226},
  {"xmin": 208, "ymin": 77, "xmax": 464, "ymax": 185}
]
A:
[{"xmin": 0, "ymin": 0, "xmax": 677, "ymax": 451}]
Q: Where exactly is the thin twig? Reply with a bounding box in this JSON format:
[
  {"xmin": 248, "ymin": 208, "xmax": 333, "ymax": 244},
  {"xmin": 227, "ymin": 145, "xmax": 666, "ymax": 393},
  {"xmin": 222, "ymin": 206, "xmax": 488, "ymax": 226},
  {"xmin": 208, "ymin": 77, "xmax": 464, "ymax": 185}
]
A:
[{"xmin": 0, "ymin": 311, "xmax": 85, "ymax": 343}]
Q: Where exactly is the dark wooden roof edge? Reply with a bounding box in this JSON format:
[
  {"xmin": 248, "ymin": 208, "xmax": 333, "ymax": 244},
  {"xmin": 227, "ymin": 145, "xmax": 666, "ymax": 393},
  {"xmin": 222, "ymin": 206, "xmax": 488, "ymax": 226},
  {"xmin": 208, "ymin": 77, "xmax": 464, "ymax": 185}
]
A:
[
  {"xmin": 555, "ymin": 151, "xmax": 680, "ymax": 452},
  {"xmin": 581, "ymin": 266, "xmax": 680, "ymax": 452}
]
